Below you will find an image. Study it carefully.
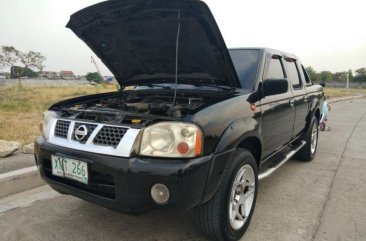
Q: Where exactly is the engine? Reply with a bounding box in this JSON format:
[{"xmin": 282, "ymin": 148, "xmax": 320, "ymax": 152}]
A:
[{"xmin": 56, "ymin": 91, "xmax": 207, "ymax": 126}]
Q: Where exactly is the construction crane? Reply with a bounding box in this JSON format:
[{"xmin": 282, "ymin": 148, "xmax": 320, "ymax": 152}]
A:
[{"xmin": 91, "ymin": 56, "xmax": 102, "ymax": 79}]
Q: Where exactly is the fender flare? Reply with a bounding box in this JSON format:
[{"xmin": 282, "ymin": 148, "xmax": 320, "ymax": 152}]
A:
[
  {"xmin": 201, "ymin": 118, "xmax": 262, "ymax": 204},
  {"xmin": 214, "ymin": 117, "xmax": 261, "ymax": 154},
  {"xmin": 304, "ymin": 97, "xmax": 321, "ymax": 133}
]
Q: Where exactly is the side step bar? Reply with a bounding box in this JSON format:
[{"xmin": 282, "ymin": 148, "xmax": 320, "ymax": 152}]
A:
[{"xmin": 258, "ymin": 141, "xmax": 306, "ymax": 181}]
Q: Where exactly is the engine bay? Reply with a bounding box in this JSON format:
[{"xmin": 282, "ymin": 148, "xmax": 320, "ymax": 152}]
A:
[{"xmin": 54, "ymin": 90, "xmax": 226, "ymax": 126}]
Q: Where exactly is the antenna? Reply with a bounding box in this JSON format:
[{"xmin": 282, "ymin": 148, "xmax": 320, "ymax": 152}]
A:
[{"xmin": 170, "ymin": 10, "xmax": 181, "ymax": 116}]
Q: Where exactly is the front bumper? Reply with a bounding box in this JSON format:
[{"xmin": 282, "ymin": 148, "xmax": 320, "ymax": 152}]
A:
[{"xmin": 34, "ymin": 136, "xmax": 213, "ymax": 213}]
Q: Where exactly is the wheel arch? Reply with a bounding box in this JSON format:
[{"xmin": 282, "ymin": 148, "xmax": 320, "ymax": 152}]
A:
[
  {"xmin": 200, "ymin": 134, "xmax": 261, "ymax": 204},
  {"xmin": 214, "ymin": 118, "xmax": 261, "ymax": 155},
  {"xmin": 304, "ymin": 107, "xmax": 320, "ymax": 134},
  {"xmin": 314, "ymin": 108, "xmax": 321, "ymax": 123},
  {"xmin": 201, "ymin": 118, "xmax": 262, "ymax": 204},
  {"xmin": 304, "ymin": 93, "xmax": 322, "ymax": 133},
  {"xmin": 237, "ymin": 136, "xmax": 262, "ymax": 168}
]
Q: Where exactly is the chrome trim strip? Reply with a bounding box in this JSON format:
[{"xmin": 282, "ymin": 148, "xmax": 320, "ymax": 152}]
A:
[
  {"xmin": 67, "ymin": 121, "xmax": 75, "ymax": 141},
  {"xmin": 86, "ymin": 124, "xmax": 103, "ymax": 145},
  {"xmin": 47, "ymin": 119, "xmax": 141, "ymax": 157},
  {"xmin": 116, "ymin": 128, "xmax": 140, "ymax": 154},
  {"xmin": 47, "ymin": 118, "xmax": 58, "ymax": 139}
]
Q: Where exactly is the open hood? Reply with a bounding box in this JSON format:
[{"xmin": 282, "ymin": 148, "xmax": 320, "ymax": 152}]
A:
[{"xmin": 67, "ymin": 0, "xmax": 240, "ymax": 87}]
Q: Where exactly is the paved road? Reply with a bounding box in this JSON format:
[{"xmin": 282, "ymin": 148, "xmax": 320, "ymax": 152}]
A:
[
  {"xmin": 0, "ymin": 152, "xmax": 35, "ymax": 174},
  {"xmin": 1, "ymin": 98, "xmax": 365, "ymax": 241}
]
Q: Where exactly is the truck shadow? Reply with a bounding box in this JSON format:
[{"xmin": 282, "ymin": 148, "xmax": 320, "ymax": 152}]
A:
[{"xmin": 61, "ymin": 198, "xmax": 210, "ymax": 241}]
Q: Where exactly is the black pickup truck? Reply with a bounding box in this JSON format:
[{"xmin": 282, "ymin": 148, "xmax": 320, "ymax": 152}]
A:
[{"xmin": 34, "ymin": 0, "xmax": 323, "ymax": 240}]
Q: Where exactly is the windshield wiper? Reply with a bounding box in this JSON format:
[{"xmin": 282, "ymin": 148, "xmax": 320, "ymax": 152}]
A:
[
  {"xmin": 134, "ymin": 83, "xmax": 172, "ymax": 89},
  {"xmin": 147, "ymin": 83, "xmax": 172, "ymax": 89},
  {"xmin": 193, "ymin": 83, "xmax": 234, "ymax": 92}
]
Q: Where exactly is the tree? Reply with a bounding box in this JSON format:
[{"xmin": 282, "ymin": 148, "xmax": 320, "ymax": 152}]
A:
[
  {"xmin": 355, "ymin": 68, "xmax": 366, "ymax": 76},
  {"xmin": 354, "ymin": 68, "xmax": 366, "ymax": 82},
  {"xmin": 319, "ymin": 71, "xmax": 333, "ymax": 82},
  {"xmin": 18, "ymin": 50, "xmax": 46, "ymax": 77},
  {"xmin": 305, "ymin": 66, "xmax": 320, "ymax": 82},
  {"xmin": 86, "ymin": 72, "xmax": 103, "ymax": 83},
  {"xmin": 333, "ymin": 72, "xmax": 347, "ymax": 82},
  {"xmin": 0, "ymin": 45, "xmax": 46, "ymax": 78},
  {"xmin": 0, "ymin": 46, "xmax": 19, "ymax": 70}
]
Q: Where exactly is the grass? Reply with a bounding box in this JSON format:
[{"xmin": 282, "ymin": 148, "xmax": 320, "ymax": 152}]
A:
[
  {"xmin": 0, "ymin": 85, "xmax": 365, "ymax": 144},
  {"xmin": 324, "ymin": 88, "xmax": 366, "ymax": 98},
  {"xmin": 0, "ymin": 85, "xmax": 116, "ymax": 144}
]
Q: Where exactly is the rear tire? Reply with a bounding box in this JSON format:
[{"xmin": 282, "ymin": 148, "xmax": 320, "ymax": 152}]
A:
[
  {"xmin": 195, "ymin": 149, "xmax": 258, "ymax": 241},
  {"xmin": 295, "ymin": 117, "xmax": 319, "ymax": 162}
]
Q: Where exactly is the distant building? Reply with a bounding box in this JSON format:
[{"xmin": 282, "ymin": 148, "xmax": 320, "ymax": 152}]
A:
[
  {"xmin": 40, "ymin": 71, "xmax": 59, "ymax": 79},
  {"xmin": 0, "ymin": 74, "xmax": 6, "ymax": 79},
  {"xmin": 60, "ymin": 70, "xmax": 75, "ymax": 80}
]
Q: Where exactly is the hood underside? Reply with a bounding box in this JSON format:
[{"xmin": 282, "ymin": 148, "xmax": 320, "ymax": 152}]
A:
[{"xmin": 66, "ymin": 0, "xmax": 240, "ymax": 87}]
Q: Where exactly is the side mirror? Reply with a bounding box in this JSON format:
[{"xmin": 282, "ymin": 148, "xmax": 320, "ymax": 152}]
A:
[
  {"xmin": 263, "ymin": 78, "xmax": 289, "ymax": 97},
  {"xmin": 320, "ymin": 81, "xmax": 326, "ymax": 87}
]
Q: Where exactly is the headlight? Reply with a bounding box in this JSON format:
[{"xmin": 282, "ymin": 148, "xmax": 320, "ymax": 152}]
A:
[
  {"xmin": 139, "ymin": 122, "xmax": 203, "ymax": 158},
  {"xmin": 39, "ymin": 111, "xmax": 57, "ymax": 139}
]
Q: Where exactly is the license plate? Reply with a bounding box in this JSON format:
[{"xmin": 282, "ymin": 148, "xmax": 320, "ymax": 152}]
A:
[{"xmin": 51, "ymin": 155, "xmax": 88, "ymax": 184}]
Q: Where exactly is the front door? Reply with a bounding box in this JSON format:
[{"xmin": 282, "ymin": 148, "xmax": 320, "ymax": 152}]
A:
[{"xmin": 260, "ymin": 54, "xmax": 295, "ymax": 158}]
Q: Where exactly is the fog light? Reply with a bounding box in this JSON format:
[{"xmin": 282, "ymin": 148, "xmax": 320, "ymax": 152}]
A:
[{"xmin": 151, "ymin": 183, "xmax": 170, "ymax": 204}]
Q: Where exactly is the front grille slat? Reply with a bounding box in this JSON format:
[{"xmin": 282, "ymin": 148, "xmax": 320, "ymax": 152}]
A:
[
  {"xmin": 54, "ymin": 120, "xmax": 71, "ymax": 139},
  {"xmin": 93, "ymin": 126, "xmax": 128, "ymax": 148}
]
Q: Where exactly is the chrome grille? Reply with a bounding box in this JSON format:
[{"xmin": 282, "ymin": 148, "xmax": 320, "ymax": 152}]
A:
[
  {"xmin": 94, "ymin": 126, "xmax": 128, "ymax": 148},
  {"xmin": 49, "ymin": 119, "xmax": 141, "ymax": 157},
  {"xmin": 72, "ymin": 122, "xmax": 98, "ymax": 144},
  {"xmin": 54, "ymin": 120, "xmax": 70, "ymax": 139}
]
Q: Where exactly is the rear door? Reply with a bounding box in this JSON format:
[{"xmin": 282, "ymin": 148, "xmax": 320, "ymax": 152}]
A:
[
  {"xmin": 284, "ymin": 58, "xmax": 309, "ymax": 136},
  {"xmin": 260, "ymin": 54, "xmax": 295, "ymax": 157}
]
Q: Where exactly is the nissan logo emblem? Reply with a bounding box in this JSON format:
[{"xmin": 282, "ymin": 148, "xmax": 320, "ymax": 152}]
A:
[{"xmin": 74, "ymin": 125, "xmax": 88, "ymax": 141}]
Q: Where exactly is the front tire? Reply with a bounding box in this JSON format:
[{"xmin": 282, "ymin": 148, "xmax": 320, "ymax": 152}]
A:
[{"xmin": 195, "ymin": 149, "xmax": 258, "ymax": 241}]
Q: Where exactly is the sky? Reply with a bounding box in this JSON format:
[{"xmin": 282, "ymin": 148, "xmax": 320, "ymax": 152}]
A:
[{"xmin": 0, "ymin": 0, "xmax": 365, "ymax": 75}]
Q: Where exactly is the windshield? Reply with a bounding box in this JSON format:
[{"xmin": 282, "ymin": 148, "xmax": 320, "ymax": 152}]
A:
[
  {"xmin": 131, "ymin": 83, "xmax": 233, "ymax": 92},
  {"xmin": 229, "ymin": 49, "xmax": 260, "ymax": 90}
]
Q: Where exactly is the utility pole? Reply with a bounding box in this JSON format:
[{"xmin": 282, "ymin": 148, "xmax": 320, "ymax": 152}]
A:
[
  {"xmin": 91, "ymin": 56, "xmax": 102, "ymax": 78},
  {"xmin": 346, "ymin": 71, "xmax": 350, "ymax": 92}
]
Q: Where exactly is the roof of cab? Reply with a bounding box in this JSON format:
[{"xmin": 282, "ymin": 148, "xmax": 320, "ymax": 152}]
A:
[{"xmin": 228, "ymin": 47, "xmax": 299, "ymax": 60}]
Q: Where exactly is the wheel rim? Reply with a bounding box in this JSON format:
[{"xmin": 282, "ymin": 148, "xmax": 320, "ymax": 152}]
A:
[
  {"xmin": 311, "ymin": 123, "xmax": 318, "ymax": 154},
  {"xmin": 228, "ymin": 164, "xmax": 256, "ymax": 230}
]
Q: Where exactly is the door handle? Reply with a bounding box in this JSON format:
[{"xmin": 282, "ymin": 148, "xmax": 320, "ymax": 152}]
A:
[{"xmin": 289, "ymin": 99, "xmax": 295, "ymax": 107}]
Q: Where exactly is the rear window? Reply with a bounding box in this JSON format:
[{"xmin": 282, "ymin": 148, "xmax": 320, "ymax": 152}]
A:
[
  {"xmin": 301, "ymin": 65, "xmax": 312, "ymax": 84},
  {"xmin": 229, "ymin": 49, "xmax": 260, "ymax": 90},
  {"xmin": 285, "ymin": 59, "xmax": 302, "ymax": 89}
]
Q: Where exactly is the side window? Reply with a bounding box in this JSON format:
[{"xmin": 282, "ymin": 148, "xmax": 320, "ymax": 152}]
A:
[
  {"xmin": 266, "ymin": 56, "xmax": 285, "ymax": 79},
  {"xmin": 285, "ymin": 59, "xmax": 302, "ymax": 89},
  {"xmin": 301, "ymin": 65, "xmax": 312, "ymax": 84}
]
